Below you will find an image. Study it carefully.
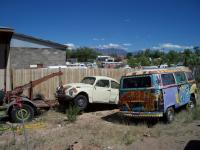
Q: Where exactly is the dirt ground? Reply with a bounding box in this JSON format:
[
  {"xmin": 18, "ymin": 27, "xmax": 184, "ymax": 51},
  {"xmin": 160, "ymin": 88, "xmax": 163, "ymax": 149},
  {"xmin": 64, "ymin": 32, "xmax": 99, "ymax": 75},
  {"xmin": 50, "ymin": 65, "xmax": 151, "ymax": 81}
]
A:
[{"xmin": 0, "ymin": 104, "xmax": 200, "ymax": 150}]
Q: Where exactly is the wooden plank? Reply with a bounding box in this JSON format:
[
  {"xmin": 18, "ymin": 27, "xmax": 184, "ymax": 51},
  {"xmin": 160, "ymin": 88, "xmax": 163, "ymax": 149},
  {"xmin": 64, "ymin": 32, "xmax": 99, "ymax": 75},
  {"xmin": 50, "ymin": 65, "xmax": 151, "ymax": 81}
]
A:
[
  {"xmin": 0, "ymin": 69, "xmax": 4, "ymax": 89},
  {"xmin": 10, "ymin": 68, "xmax": 127, "ymax": 100}
]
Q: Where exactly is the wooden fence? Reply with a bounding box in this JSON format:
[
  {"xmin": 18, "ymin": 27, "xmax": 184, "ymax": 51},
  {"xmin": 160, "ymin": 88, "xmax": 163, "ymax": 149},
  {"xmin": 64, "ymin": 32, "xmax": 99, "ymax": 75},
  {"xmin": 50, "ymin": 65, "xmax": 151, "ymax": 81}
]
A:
[
  {"xmin": 0, "ymin": 68, "xmax": 128, "ymax": 100},
  {"xmin": 1, "ymin": 66, "xmax": 199, "ymax": 100}
]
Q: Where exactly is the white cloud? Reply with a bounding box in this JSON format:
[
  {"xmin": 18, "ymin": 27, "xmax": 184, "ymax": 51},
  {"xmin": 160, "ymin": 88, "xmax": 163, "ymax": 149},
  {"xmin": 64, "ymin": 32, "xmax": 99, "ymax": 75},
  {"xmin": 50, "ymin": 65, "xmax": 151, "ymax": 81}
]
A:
[
  {"xmin": 64, "ymin": 42, "xmax": 131, "ymax": 51},
  {"xmin": 93, "ymin": 38, "xmax": 105, "ymax": 41},
  {"xmin": 101, "ymin": 43, "xmax": 121, "ymax": 49},
  {"xmin": 152, "ymin": 43, "xmax": 193, "ymax": 50},
  {"xmin": 97, "ymin": 43, "xmax": 130, "ymax": 50},
  {"xmin": 152, "ymin": 46, "xmax": 160, "ymax": 49},
  {"xmin": 122, "ymin": 43, "xmax": 132, "ymax": 46},
  {"xmin": 64, "ymin": 43, "xmax": 76, "ymax": 50}
]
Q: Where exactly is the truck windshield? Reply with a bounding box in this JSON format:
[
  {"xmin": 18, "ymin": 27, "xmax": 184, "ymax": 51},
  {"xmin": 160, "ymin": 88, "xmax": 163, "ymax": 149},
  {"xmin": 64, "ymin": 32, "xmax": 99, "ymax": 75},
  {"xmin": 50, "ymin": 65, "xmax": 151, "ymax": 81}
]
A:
[
  {"xmin": 81, "ymin": 77, "xmax": 96, "ymax": 85},
  {"xmin": 122, "ymin": 76, "xmax": 151, "ymax": 88}
]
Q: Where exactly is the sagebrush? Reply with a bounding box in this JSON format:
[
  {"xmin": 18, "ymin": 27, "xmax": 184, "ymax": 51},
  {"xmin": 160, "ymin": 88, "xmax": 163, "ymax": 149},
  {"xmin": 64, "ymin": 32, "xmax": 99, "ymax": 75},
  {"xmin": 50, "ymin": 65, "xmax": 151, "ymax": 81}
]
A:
[{"xmin": 66, "ymin": 105, "xmax": 80, "ymax": 122}]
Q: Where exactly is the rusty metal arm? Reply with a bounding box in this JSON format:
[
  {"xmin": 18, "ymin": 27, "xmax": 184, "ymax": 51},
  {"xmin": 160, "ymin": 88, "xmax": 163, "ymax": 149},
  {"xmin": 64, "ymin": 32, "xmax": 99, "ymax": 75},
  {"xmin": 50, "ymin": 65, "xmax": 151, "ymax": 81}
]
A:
[
  {"xmin": 29, "ymin": 71, "xmax": 63, "ymax": 100},
  {"xmin": 31, "ymin": 71, "xmax": 63, "ymax": 88},
  {"xmin": 9, "ymin": 71, "xmax": 63, "ymax": 100}
]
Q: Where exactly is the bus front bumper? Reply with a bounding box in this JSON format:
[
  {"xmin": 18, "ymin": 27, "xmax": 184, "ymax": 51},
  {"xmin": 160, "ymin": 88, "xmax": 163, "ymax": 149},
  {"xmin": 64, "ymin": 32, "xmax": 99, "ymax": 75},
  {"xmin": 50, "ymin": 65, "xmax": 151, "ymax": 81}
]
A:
[{"xmin": 120, "ymin": 111, "xmax": 163, "ymax": 117}]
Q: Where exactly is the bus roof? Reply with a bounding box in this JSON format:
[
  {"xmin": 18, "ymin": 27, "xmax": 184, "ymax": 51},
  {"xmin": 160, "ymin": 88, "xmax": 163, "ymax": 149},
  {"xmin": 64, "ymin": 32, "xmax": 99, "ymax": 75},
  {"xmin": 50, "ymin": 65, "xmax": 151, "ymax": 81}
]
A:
[{"xmin": 125, "ymin": 66, "xmax": 191, "ymax": 76}]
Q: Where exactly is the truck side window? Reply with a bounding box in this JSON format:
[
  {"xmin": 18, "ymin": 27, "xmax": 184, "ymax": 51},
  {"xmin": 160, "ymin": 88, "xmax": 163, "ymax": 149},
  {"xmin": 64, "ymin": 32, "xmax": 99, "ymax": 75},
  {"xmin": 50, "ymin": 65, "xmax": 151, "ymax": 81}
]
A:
[
  {"xmin": 174, "ymin": 72, "xmax": 187, "ymax": 84},
  {"xmin": 111, "ymin": 81, "xmax": 119, "ymax": 89},
  {"xmin": 96, "ymin": 80, "xmax": 110, "ymax": 88},
  {"xmin": 161, "ymin": 73, "xmax": 175, "ymax": 86}
]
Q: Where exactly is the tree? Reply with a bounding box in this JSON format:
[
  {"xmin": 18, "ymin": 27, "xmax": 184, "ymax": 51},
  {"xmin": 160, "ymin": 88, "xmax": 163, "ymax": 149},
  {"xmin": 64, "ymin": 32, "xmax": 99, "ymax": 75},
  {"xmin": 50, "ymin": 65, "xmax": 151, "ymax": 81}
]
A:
[
  {"xmin": 126, "ymin": 52, "xmax": 133, "ymax": 59},
  {"xmin": 183, "ymin": 49, "xmax": 193, "ymax": 66},
  {"xmin": 194, "ymin": 46, "xmax": 200, "ymax": 56},
  {"xmin": 166, "ymin": 50, "xmax": 179, "ymax": 65},
  {"xmin": 144, "ymin": 49, "xmax": 151, "ymax": 57},
  {"xmin": 66, "ymin": 49, "xmax": 72, "ymax": 60},
  {"xmin": 151, "ymin": 50, "xmax": 164, "ymax": 58},
  {"xmin": 127, "ymin": 47, "xmax": 200, "ymax": 67},
  {"xmin": 138, "ymin": 55, "xmax": 151, "ymax": 66},
  {"xmin": 72, "ymin": 47, "xmax": 100, "ymax": 62},
  {"xmin": 152, "ymin": 58, "xmax": 162, "ymax": 66},
  {"xmin": 128, "ymin": 57, "xmax": 139, "ymax": 67}
]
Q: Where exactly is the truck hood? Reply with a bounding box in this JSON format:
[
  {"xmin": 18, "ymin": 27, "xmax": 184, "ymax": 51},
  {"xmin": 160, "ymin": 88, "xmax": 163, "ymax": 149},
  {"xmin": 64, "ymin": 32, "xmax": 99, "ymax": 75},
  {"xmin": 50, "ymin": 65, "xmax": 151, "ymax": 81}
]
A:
[{"xmin": 63, "ymin": 83, "xmax": 93, "ymax": 89}]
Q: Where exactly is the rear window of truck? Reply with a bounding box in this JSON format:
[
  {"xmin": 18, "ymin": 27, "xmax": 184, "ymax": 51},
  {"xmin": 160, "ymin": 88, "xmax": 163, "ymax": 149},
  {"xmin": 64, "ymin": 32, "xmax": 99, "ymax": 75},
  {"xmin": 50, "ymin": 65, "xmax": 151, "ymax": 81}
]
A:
[{"xmin": 122, "ymin": 76, "xmax": 151, "ymax": 88}]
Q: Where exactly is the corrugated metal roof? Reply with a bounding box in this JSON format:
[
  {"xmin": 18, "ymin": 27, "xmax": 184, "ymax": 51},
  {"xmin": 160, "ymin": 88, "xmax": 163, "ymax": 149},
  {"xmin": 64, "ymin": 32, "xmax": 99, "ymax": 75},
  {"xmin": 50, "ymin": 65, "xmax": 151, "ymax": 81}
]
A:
[
  {"xmin": 0, "ymin": 27, "xmax": 14, "ymax": 32},
  {"xmin": 13, "ymin": 33, "xmax": 67, "ymax": 50},
  {"xmin": 0, "ymin": 27, "xmax": 67, "ymax": 50}
]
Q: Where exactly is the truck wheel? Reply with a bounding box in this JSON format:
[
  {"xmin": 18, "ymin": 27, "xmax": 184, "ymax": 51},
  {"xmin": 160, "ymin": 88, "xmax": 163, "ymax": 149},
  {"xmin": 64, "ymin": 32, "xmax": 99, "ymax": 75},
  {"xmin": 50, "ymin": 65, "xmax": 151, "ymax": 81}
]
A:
[
  {"xmin": 164, "ymin": 107, "xmax": 174, "ymax": 123},
  {"xmin": 74, "ymin": 95, "xmax": 88, "ymax": 111},
  {"xmin": 11, "ymin": 104, "xmax": 34, "ymax": 123},
  {"xmin": 186, "ymin": 96, "xmax": 196, "ymax": 111}
]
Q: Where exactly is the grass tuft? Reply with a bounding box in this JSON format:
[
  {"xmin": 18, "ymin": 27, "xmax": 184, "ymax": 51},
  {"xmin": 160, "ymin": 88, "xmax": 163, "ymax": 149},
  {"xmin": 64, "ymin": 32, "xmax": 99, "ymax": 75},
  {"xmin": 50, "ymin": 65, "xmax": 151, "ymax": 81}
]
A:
[
  {"xmin": 66, "ymin": 105, "xmax": 80, "ymax": 122},
  {"xmin": 122, "ymin": 131, "xmax": 135, "ymax": 145},
  {"xmin": 191, "ymin": 105, "xmax": 200, "ymax": 120},
  {"xmin": 175, "ymin": 105, "xmax": 200, "ymax": 123}
]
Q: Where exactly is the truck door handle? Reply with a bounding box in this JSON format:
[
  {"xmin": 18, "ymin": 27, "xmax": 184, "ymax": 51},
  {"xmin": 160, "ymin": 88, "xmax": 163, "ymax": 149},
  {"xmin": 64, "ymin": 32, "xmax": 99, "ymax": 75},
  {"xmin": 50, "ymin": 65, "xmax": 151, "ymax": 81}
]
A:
[{"xmin": 107, "ymin": 89, "xmax": 111, "ymax": 91}]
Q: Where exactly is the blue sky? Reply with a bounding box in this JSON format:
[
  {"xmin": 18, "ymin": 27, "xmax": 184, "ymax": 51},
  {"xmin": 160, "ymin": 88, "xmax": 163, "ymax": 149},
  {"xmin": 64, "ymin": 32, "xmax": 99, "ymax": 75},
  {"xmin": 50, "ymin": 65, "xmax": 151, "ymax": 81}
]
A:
[{"xmin": 1, "ymin": 0, "xmax": 200, "ymax": 51}]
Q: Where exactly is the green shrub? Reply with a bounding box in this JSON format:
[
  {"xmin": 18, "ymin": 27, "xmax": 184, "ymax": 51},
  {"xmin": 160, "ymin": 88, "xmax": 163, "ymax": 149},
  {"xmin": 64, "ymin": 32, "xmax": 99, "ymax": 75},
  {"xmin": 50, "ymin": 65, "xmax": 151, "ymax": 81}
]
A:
[
  {"xmin": 182, "ymin": 104, "xmax": 200, "ymax": 121},
  {"xmin": 122, "ymin": 131, "xmax": 135, "ymax": 145},
  {"xmin": 195, "ymin": 76, "xmax": 200, "ymax": 84},
  {"xmin": 66, "ymin": 105, "xmax": 80, "ymax": 122},
  {"xmin": 192, "ymin": 105, "xmax": 200, "ymax": 120},
  {"xmin": 175, "ymin": 105, "xmax": 200, "ymax": 123}
]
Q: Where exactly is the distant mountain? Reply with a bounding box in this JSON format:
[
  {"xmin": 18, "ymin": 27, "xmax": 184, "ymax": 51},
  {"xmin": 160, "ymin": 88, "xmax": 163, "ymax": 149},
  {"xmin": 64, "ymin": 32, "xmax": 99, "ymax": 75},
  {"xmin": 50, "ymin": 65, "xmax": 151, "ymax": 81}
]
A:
[{"xmin": 95, "ymin": 48, "xmax": 127, "ymax": 56}]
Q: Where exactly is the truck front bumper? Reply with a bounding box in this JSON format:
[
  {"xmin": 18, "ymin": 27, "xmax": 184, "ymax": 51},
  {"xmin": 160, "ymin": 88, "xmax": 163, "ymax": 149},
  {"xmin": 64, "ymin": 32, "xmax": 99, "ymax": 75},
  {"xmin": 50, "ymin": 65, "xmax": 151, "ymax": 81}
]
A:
[{"xmin": 55, "ymin": 93, "xmax": 74, "ymax": 104}]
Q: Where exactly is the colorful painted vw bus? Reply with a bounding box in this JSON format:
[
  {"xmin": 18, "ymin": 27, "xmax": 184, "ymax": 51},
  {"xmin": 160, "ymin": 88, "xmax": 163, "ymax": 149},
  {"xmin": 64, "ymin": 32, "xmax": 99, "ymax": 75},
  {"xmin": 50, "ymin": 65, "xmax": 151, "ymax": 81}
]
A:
[{"xmin": 119, "ymin": 67, "xmax": 198, "ymax": 123}]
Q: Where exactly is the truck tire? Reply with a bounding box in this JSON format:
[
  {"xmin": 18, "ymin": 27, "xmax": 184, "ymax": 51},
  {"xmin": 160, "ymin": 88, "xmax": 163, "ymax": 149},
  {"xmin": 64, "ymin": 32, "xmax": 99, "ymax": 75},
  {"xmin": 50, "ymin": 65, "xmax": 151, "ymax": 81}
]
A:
[
  {"xmin": 74, "ymin": 95, "xmax": 88, "ymax": 111},
  {"xmin": 11, "ymin": 104, "xmax": 34, "ymax": 123},
  {"xmin": 164, "ymin": 107, "xmax": 175, "ymax": 123}
]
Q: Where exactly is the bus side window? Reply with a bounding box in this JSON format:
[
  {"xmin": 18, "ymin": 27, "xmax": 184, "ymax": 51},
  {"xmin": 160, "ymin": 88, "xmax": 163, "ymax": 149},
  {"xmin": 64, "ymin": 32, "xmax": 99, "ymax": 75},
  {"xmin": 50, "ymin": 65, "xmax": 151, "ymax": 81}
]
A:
[
  {"xmin": 174, "ymin": 72, "xmax": 187, "ymax": 84},
  {"xmin": 161, "ymin": 73, "xmax": 175, "ymax": 86}
]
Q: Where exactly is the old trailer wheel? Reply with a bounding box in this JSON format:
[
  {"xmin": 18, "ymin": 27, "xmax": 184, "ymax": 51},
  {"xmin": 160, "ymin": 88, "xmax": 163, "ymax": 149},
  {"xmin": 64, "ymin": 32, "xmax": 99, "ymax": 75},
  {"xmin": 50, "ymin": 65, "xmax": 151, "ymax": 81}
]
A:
[
  {"xmin": 74, "ymin": 95, "xmax": 88, "ymax": 111},
  {"xmin": 164, "ymin": 107, "xmax": 175, "ymax": 123},
  {"xmin": 11, "ymin": 104, "xmax": 34, "ymax": 123}
]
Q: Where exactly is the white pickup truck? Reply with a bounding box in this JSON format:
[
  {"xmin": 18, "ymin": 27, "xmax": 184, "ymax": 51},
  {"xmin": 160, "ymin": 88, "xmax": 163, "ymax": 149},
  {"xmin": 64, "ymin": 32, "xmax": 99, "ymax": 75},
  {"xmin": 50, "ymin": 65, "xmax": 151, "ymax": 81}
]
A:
[{"xmin": 56, "ymin": 76, "xmax": 119, "ymax": 110}]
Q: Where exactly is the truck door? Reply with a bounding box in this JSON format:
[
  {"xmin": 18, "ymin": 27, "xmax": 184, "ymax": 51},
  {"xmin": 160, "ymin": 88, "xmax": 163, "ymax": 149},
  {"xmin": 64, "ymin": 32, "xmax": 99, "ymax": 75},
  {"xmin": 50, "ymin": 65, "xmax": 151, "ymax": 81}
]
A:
[
  {"xmin": 93, "ymin": 79, "xmax": 110, "ymax": 103},
  {"xmin": 110, "ymin": 80, "xmax": 119, "ymax": 104}
]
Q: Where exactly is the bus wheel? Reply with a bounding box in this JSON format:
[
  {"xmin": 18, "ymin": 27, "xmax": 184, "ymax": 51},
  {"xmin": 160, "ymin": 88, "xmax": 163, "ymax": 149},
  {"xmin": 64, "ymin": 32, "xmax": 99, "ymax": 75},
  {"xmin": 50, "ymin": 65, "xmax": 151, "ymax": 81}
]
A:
[
  {"xmin": 186, "ymin": 96, "xmax": 196, "ymax": 111},
  {"xmin": 164, "ymin": 107, "xmax": 175, "ymax": 123}
]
